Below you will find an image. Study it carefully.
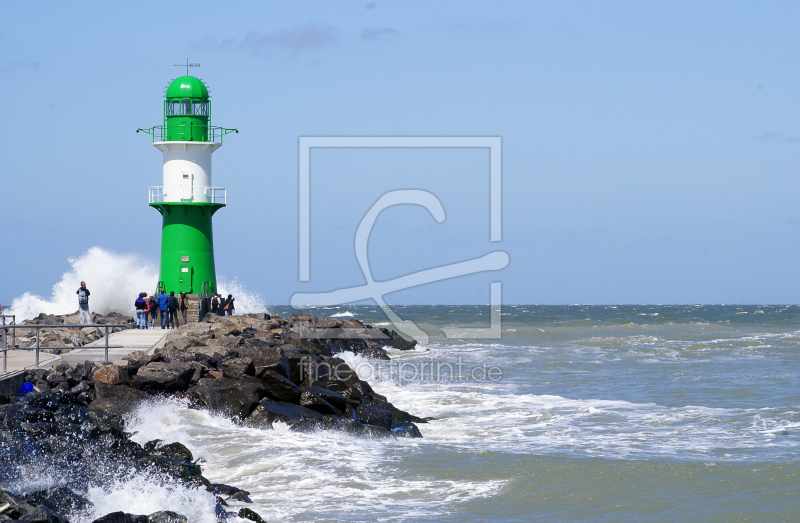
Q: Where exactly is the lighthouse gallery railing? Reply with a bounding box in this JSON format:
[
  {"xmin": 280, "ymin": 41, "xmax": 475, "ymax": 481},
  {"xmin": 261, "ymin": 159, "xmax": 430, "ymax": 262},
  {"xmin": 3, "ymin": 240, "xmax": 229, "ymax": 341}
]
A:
[
  {"xmin": 149, "ymin": 186, "xmax": 226, "ymax": 205},
  {"xmin": 136, "ymin": 125, "xmax": 238, "ymax": 144}
]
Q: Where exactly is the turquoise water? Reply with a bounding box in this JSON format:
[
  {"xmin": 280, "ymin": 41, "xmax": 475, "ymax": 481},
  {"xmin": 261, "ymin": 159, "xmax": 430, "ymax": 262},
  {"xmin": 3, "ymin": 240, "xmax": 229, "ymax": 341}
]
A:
[{"xmin": 122, "ymin": 305, "xmax": 800, "ymax": 521}]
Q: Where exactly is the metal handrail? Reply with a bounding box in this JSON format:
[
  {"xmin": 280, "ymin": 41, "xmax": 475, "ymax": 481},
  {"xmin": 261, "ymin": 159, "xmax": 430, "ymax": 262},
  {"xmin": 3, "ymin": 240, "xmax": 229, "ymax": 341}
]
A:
[
  {"xmin": 148, "ymin": 186, "xmax": 226, "ymax": 205},
  {"xmin": 0, "ymin": 324, "xmax": 127, "ymax": 372},
  {"xmin": 0, "ymin": 315, "xmax": 15, "ymax": 351},
  {"xmin": 136, "ymin": 125, "xmax": 237, "ymax": 144}
]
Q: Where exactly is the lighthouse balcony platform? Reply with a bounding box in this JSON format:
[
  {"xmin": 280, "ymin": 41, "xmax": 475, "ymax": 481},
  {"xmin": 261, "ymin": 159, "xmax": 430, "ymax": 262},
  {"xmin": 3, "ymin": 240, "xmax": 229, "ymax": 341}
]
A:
[
  {"xmin": 137, "ymin": 125, "xmax": 237, "ymax": 144},
  {"xmin": 149, "ymin": 186, "xmax": 226, "ymax": 205}
]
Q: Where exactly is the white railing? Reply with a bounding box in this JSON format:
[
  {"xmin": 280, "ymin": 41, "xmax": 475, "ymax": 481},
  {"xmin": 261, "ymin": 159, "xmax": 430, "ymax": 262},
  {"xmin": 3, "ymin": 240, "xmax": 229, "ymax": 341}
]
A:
[{"xmin": 148, "ymin": 186, "xmax": 227, "ymax": 205}]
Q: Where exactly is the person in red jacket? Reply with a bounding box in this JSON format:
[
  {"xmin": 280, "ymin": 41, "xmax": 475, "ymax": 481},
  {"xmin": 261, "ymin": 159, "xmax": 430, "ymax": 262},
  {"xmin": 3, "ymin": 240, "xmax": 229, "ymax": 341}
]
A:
[{"xmin": 147, "ymin": 296, "xmax": 158, "ymax": 329}]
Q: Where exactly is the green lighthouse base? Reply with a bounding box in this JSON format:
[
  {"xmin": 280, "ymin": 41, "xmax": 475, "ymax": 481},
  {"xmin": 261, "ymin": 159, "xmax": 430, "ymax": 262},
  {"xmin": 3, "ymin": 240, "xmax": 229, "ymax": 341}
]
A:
[{"xmin": 150, "ymin": 202, "xmax": 224, "ymax": 295}]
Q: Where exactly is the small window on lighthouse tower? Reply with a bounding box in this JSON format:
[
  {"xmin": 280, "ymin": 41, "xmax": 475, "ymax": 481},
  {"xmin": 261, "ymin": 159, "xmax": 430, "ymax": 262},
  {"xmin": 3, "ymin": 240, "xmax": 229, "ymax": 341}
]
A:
[{"xmin": 181, "ymin": 100, "xmax": 192, "ymax": 115}]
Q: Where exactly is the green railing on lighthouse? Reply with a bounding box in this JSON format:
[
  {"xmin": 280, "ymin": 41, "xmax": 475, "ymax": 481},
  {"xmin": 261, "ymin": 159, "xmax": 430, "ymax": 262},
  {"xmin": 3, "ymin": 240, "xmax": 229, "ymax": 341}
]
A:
[{"xmin": 137, "ymin": 125, "xmax": 237, "ymax": 143}]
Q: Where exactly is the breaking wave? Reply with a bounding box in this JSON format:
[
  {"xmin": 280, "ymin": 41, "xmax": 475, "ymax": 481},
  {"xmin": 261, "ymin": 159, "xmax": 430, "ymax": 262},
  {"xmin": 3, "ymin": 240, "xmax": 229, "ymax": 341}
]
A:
[
  {"xmin": 9, "ymin": 247, "xmax": 158, "ymax": 321},
  {"xmin": 8, "ymin": 247, "xmax": 269, "ymax": 321}
]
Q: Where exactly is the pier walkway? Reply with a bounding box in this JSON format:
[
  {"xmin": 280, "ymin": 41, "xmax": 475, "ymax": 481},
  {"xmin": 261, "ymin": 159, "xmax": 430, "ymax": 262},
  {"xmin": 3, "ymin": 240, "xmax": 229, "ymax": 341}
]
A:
[
  {"xmin": 0, "ymin": 328, "xmax": 167, "ymax": 378},
  {"xmin": 60, "ymin": 328, "xmax": 167, "ymax": 365},
  {"xmin": 0, "ymin": 326, "xmax": 169, "ymax": 396}
]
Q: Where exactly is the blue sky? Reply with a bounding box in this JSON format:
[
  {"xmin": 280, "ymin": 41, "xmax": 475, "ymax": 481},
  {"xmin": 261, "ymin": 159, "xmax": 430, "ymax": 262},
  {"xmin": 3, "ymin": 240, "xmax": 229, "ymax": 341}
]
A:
[{"xmin": 2, "ymin": 1, "xmax": 800, "ymax": 305}]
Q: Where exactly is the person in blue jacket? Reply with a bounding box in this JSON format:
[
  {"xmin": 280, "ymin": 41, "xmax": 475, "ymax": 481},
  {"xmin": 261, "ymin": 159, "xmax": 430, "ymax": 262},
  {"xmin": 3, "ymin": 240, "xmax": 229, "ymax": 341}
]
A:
[{"xmin": 157, "ymin": 290, "xmax": 171, "ymax": 329}]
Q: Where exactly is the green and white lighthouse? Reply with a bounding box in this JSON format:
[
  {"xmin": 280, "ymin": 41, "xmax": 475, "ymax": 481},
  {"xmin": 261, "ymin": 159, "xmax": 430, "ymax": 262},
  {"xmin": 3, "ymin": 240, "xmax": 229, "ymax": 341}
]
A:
[{"xmin": 139, "ymin": 74, "xmax": 236, "ymax": 297}]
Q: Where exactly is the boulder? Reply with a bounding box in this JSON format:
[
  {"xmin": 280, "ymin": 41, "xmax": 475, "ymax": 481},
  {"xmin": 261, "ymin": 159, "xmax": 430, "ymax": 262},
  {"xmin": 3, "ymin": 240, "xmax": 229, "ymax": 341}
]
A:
[
  {"xmin": 146, "ymin": 441, "xmax": 193, "ymax": 463},
  {"xmin": 91, "ymin": 512, "xmax": 149, "ymax": 523},
  {"xmin": 245, "ymin": 399, "xmax": 323, "ymax": 429},
  {"xmin": 94, "ymin": 382, "xmax": 149, "ymax": 402},
  {"xmin": 185, "ymin": 361, "xmax": 207, "ymax": 384},
  {"xmin": 238, "ymin": 508, "xmax": 266, "ymax": 523},
  {"xmin": 330, "ymin": 418, "xmax": 394, "ymax": 438},
  {"xmin": 251, "ymin": 347, "xmax": 290, "ymax": 379},
  {"xmin": 260, "ymin": 371, "xmax": 300, "ymax": 402},
  {"xmin": 130, "ymin": 362, "xmax": 195, "ymax": 393},
  {"xmin": 93, "ymin": 364, "xmax": 131, "ymax": 385},
  {"xmin": 221, "ymin": 357, "xmax": 255, "ymax": 379},
  {"xmin": 299, "ymin": 389, "xmax": 341, "ymax": 416},
  {"xmin": 148, "ymin": 511, "xmax": 188, "ymax": 523},
  {"xmin": 301, "ymin": 386, "xmax": 348, "ymax": 412},
  {"xmin": 390, "ymin": 422, "xmax": 423, "ymax": 438},
  {"xmin": 121, "ymin": 350, "xmax": 151, "ymax": 370},
  {"xmin": 186, "ymin": 377, "xmax": 264, "ymax": 420},
  {"xmin": 355, "ymin": 405, "xmax": 393, "ymax": 431},
  {"xmin": 23, "ymin": 485, "xmax": 91, "ymax": 517},
  {"xmin": 205, "ymin": 336, "xmax": 243, "ymax": 351}
]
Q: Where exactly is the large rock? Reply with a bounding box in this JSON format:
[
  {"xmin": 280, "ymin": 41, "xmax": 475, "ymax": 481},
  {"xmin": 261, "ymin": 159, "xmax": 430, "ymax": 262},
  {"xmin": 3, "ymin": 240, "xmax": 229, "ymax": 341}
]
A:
[
  {"xmin": 89, "ymin": 397, "xmax": 142, "ymax": 416},
  {"xmin": 94, "ymin": 382, "xmax": 149, "ymax": 402},
  {"xmin": 260, "ymin": 371, "xmax": 300, "ymax": 402},
  {"xmin": 221, "ymin": 357, "xmax": 255, "ymax": 379},
  {"xmin": 245, "ymin": 398, "xmax": 323, "ymax": 429},
  {"xmin": 121, "ymin": 350, "xmax": 151, "ymax": 370},
  {"xmin": 130, "ymin": 362, "xmax": 195, "ymax": 393},
  {"xmin": 205, "ymin": 336, "xmax": 243, "ymax": 351},
  {"xmin": 186, "ymin": 377, "xmax": 264, "ymax": 420},
  {"xmin": 91, "ymin": 512, "xmax": 148, "ymax": 523},
  {"xmin": 93, "ymin": 364, "xmax": 131, "ymax": 385},
  {"xmin": 355, "ymin": 405, "xmax": 393, "ymax": 431},
  {"xmin": 301, "ymin": 385, "xmax": 348, "ymax": 412},
  {"xmin": 251, "ymin": 347, "xmax": 290, "ymax": 379},
  {"xmin": 23, "ymin": 486, "xmax": 91, "ymax": 517},
  {"xmin": 299, "ymin": 389, "xmax": 341, "ymax": 416}
]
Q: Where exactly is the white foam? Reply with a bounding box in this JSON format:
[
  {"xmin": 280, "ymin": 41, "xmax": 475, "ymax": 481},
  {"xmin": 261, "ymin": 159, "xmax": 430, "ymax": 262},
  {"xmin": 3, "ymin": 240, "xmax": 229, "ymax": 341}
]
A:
[
  {"xmin": 331, "ymin": 311, "xmax": 355, "ymax": 318},
  {"xmin": 77, "ymin": 475, "xmax": 220, "ymax": 523},
  {"xmin": 9, "ymin": 247, "xmax": 158, "ymax": 321},
  {"xmin": 121, "ymin": 397, "xmax": 504, "ymax": 521},
  {"xmin": 216, "ymin": 277, "xmax": 269, "ymax": 315}
]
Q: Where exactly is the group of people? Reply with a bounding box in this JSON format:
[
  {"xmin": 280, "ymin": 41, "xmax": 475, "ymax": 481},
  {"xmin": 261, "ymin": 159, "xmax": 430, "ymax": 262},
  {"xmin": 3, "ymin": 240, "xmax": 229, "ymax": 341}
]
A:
[
  {"xmin": 210, "ymin": 293, "xmax": 235, "ymax": 316},
  {"xmin": 76, "ymin": 281, "xmax": 235, "ymax": 330},
  {"xmin": 134, "ymin": 290, "xmax": 189, "ymax": 330}
]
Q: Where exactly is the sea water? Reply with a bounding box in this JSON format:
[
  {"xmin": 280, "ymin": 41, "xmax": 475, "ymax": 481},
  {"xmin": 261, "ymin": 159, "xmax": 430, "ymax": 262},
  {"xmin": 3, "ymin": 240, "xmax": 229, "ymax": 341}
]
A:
[{"xmin": 115, "ymin": 305, "xmax": 800, "ymax": 522}]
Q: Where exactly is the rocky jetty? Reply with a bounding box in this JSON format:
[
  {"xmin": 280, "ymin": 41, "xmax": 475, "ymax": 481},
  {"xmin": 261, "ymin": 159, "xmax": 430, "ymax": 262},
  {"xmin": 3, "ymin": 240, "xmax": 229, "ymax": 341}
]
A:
[
  {"xmin": 7, "ymin": 312, "xmax": 134, "ymax": 354},
  {"xmin": 0, "ymin": 310, "xmax": 423, "ymax": 521}
]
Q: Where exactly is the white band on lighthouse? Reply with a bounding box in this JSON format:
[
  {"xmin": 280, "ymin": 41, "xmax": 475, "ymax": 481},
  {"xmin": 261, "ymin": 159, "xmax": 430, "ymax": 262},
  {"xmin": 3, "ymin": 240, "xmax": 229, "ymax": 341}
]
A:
[{"xmin": 155, "ymin": 141, "xmax": 222, "ymax": 203}]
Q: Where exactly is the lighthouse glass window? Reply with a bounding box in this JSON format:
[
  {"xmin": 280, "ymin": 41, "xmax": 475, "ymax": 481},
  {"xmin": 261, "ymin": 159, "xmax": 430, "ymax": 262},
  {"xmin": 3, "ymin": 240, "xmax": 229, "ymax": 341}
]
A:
[
  {"xmin": 193, "ymin": 101, "xmax": 208, "ymax": 116},
  {"xmin": 181, "ymin": 100, "xmax": 192, "ymax": 115}
]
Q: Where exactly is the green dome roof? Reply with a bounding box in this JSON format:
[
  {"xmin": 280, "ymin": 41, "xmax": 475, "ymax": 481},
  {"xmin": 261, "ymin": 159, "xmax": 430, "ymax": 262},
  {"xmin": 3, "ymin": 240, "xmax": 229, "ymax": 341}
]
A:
[{"xmin": 165, "ymin": 76, "xmax": 209, "ymax": 100}]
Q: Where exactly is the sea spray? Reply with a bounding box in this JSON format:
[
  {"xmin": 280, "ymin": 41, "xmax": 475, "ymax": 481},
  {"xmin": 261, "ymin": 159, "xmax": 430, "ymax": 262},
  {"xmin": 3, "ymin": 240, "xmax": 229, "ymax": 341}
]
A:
[
  {"xmin": 8, "ymin": 247, "xmax": 269, "ymax": 320},
  {"xmin": 9, "ymin": 247, "xmax": 158, "ymax": 321},
  {"xmin": 79, "ymin": 474, "xmax": 220, "ymax": 523},
  {"xmin": 216, "ymin": 276, "xmax": 269, "ymax": 315}
]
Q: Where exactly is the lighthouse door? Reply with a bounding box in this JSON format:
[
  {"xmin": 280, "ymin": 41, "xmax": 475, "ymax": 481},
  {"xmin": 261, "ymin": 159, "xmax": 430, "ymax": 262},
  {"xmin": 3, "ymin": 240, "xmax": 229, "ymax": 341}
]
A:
[{"xmin": 180, "ymin": 172, "xmax": 193, "ymax": 201}]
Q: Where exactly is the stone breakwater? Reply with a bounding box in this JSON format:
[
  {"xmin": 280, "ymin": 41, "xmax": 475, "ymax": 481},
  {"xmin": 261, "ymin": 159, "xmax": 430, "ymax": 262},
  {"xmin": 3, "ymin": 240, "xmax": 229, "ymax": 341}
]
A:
[{"xmin": 0, "ymin": 311, "xmax": 424, "ymax": 521}]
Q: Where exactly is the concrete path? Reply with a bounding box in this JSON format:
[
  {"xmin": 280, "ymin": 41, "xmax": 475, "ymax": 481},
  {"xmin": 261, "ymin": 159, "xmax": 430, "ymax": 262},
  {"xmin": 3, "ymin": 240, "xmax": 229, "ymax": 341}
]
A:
[
  {"xmin": 60, "ymin": 328, "xmax": 167, "ymax": 365},
  {"xmin": 0, "ymin": 328, "xmax": 167, "ymax": 393}
]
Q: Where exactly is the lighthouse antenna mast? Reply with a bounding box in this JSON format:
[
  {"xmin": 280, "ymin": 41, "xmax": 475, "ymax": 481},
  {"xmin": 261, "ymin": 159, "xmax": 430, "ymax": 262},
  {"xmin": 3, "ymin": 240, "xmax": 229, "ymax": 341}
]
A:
[{"xmin": 174, "ymin": 59, "xmax": 200, "ymax": 76}]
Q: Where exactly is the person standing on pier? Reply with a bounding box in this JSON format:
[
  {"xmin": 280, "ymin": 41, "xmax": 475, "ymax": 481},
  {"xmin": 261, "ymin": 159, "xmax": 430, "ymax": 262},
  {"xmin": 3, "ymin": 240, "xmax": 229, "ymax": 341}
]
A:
[
  {"xmin": 168, "ymin": 291, "xmax": 180, "ymax": 329},
  {"xmin": 180, "ymin": 292, "xmax": 188, "ymax": 324},
  {"xmin": 134, "ymin": 292, "xmax": 148, "ymax": 329},
  {"xmin": 224, "ymin": 294, "xmax": 235, "ymax": 316},
  {"xmin": 147, "ymin": 296, "xmax": 157, "ymax": 329},
  {"xmin": 157, "ymin": 290, "xmax": 170, "ymax": 329},
  {"xmin": 76, "ymin": 281, "xmax": 90, "ymax": 325}
]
